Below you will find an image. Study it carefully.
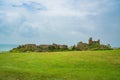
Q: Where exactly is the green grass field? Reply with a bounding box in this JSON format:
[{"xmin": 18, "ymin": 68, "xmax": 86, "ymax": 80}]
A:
[{"xmin": 0, "ymin": 50, "xmax": 120, "ymax": 80}]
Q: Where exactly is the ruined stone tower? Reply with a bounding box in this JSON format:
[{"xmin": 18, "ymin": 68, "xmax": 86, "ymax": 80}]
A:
[
  {"xmin": 88, "ymin": 37, "xmax": 93, "ymax": 45},
  {"xmin": 98, "ymin": 39, "xmax": 100, "ymax": 45},
  {"xmin": 88, "ymin": 37, "xmax": 100, "ymax": 45}
]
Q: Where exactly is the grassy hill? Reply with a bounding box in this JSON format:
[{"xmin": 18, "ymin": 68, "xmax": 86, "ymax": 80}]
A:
[{"xmin": 0, "ymin": 50, "xmax": 120, "ymax": 80}]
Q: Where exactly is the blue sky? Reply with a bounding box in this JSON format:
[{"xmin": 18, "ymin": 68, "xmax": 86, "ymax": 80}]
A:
[{"xmin": 0, "ymin": 0, "xmax": 120, "ymax": 47}]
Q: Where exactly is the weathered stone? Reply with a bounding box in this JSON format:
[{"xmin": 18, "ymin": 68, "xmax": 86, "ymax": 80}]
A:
[{"xmin": 10, "ymin": 37, "xmax": 112, "ymax": 52}]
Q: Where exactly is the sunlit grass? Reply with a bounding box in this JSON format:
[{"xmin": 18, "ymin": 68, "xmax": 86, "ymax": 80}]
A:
[{"xmin": 0, "ymin": 50, "xmax": 120, "ymax": 80}]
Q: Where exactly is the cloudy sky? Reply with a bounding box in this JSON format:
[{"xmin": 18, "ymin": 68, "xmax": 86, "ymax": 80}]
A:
[{"xmin": 0, "ymin": 0, "xmax": 120, "ymax": 47}]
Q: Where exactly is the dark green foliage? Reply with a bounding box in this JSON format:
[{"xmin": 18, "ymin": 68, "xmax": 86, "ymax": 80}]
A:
[{"xmin": 70, "ymin": 45, "xmax": 76, "ymax": 51}]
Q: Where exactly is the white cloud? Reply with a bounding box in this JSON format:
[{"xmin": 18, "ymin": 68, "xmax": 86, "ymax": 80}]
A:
[
  {"xmin": 0, "ymin": 0, "xmax": 120, "ymax": 46},
  {"xmin": 39, "ymin": 0, "xmax": 117, "ymax": 16},
  {"xmin": 0, "ymin": 0, "xmax": 118, "ymax": 30},
  {"xmin": 1, "ymin": 0, "xmax": 116, "ymax": 17}
]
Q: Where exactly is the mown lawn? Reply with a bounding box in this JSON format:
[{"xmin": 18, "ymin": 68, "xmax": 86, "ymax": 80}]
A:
[{"xmin": 0, "ymin": 50, "xmax": 120, "ymax": 80}]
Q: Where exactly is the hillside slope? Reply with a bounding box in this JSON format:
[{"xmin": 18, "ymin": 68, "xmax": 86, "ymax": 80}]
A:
[{"xmin": 0, "ymin": 50, "xmax": 120, "ymax": 80}]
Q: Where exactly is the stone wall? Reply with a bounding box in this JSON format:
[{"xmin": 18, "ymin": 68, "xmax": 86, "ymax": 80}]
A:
[{"xmin": 10, "ymin": 37, "xmax": 112, "ymax": 52}]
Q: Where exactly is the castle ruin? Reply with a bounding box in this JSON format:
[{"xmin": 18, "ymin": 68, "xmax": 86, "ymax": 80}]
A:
[
  {"xmin": 10, "ymin": 37, "xmax": 112, "ymax": 52},
  {"xmin": 88, "ymin": 37, "xmax": 100, "ymax": 45},
  {"xmin": 76, "ymin": 37, "xmax": 110, "ymax": 50}
]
